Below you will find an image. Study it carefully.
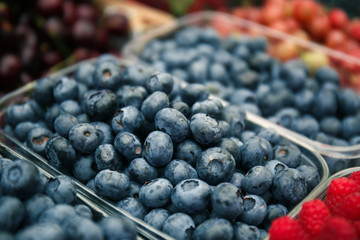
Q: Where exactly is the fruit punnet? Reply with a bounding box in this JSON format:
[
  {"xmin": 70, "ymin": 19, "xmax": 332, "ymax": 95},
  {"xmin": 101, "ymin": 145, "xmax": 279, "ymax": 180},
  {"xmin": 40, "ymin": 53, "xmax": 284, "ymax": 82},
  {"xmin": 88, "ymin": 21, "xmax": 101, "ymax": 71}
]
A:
[
  {"xmin": 0, "ymin": 158, "xmax": 138, "ymax": 239},
  {"xmin": 3, "ymin": 50, "xmax": 322, "ymax": 239},
  {"xmin": 269, "ymin": 170, "xmax": 360, "ymax": 240},
  {"xmin": 138, "ymin": 25, "xmax": 360, "ymax": 174}
]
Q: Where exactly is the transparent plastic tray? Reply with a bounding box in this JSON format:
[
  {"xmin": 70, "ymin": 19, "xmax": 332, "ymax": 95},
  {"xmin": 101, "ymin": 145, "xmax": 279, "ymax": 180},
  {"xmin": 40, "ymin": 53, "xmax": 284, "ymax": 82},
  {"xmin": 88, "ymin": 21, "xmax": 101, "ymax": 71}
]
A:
[
  {"xmin": 123, "ymin": 11, "xmax": 360, "ymax": 161},
  {"xmin": 0, "ymin": 58, "xmax": 329, "ymax": 240}
]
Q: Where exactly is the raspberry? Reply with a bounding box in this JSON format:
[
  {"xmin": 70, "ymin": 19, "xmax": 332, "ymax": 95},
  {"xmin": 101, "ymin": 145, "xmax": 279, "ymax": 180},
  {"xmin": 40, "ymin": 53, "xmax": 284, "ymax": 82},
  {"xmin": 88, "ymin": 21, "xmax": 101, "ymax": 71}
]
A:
[
  {"xmin": 298, "ymin": 199, "xmax": 330, "ymax": 239},
  {"xmin": 317, "ymin": 217, "xmax": 357, "ymax": 240},
  {"xmin": 269, "ymin": 216, "xmax": 308, "ymax": 240},
  {"xmin": 353, "ymin": 220, "xmax": 360, "ymax": 238},
  {"xmin": 333, "ymin": 192, "xmax": 360, "ymax": 221},
  {"xmin": 349, "ymin": 171, "xmax": 360, "ymax": 190},
  {"xmin": 323, "ymin": 177, "xmax": 358, "ymax": 214}
]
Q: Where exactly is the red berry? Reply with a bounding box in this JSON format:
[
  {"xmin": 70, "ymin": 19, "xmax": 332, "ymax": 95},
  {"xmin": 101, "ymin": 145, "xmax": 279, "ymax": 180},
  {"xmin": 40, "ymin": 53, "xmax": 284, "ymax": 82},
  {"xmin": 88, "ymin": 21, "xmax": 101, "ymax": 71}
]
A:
[
  {"xmin": 317, "ymin": 217, "xmax": 357, "ymax": 240},
  {"xmin": 37, "ymin": 0, "xmax": 63, "ymax": 17},
  {"xmin": 298, "ymin": 199, "xmax": 330, "ymax": 239},
  {"xmin": 76, "ymin": 4, "xmax": 98, "ymax": 22},
  {"xmin": 333, "ymin": 192, "xmax": 360, "ymax": 221},
  {"xmin": 269, "ymin": 216, "xmax": 308, "ymax": 240},
  {"xmin": 353, "ymin": 220, "xmax": 360, "ymax": 238},
  {"xmin": 328, "ymin": 9, "xmax": 349, "ymax": 29},
  {"xmin": 324, "ymin": 177, "xmax": 358, "ymax": 214},
  {"xmin": 349, "ymin": 170, "xmax": 360, "ymax": 189},
  {"xmin": 72, "ymin": 20, "xmax": 96, "ymax": 45}
]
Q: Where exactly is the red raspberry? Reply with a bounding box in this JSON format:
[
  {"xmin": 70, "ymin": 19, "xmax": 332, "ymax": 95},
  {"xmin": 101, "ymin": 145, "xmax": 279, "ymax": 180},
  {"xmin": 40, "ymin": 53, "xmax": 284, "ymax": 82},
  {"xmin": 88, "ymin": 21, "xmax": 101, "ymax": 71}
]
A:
[
  {"xmin": 298, "ymin": 199, "xmax": 330, "ymax": 239},
  {"xmin": 349, "ymin": 170, "xmax": 360, "ymax": 190},
  {"xmin": 317, "ymin": 217, "xmax": 357, "ymax": 240},
  {"xmin": 324, "ymin": 177, "xmax": 358, "ymax": 214},
  {"xmin": 269, "ymin": 216, "xmax": 308, "ymax": 240},
  {"xmin": 353, "ymin": 220, "xmax": 360, "ymax": 238},
  {"xmin": 333, "ymin": 192, "xmax": 360, "ymax": 221}
]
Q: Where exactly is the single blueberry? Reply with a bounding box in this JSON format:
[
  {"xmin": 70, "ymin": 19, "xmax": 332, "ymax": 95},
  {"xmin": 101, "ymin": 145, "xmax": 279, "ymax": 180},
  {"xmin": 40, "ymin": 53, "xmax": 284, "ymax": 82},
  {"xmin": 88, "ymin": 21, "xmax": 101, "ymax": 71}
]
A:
[
  {"xmin": 59, "ymin": 100, "xmax": 82, "ymax": 116},
  {"xmin": 33, "ymin": 77, "xmax": 57, "ymax": 106},
  {"xmin": 91, "ymin": 121, "xmax": 114, "ymax": 145},
  {"xmin": 53, "ymin": 77, "xmax": 78, "ymax": 102},
  {"xmin": 128, "ymin": 158, "xmax": 158, "ymax": 184},
  {"xmin": 26, "ymin": 127, "xmax": 52, "ymax": 156},
  {"xmin": 190, "ymin": 113, "xmax": 222, "ymax": 146},
  {"xmin": 24, "ymin": 194, "xmax": 55, "ymax": 224},
  {"xmin": 273, "ymin": 144, "xmax": 302, "ymax": 168},
  {"xmin": 193, "ymin": 218, "xmax": 234, "ymax": 240},
  {"xmin": 54, "ymin": 113, "xmax": 79, "ymax": 138},
  {"xmin": 180, "ymin": 83, "xmax": 209, "ymax": 106},
  {"xmin": 5, "ymin": 102, "xmax": 36, "ymax": 128},
  {"xmin": 15, "ymin": 223, "xmax": 66, "ymax": 240},
  {"xmin": 170, "ymin": 101, "xmax": 191, "ymax": 118},
  {"xmin": 0, "ymin": 196, "xmax": 25, "ymax": 232},
  {"xmin": 94, "ymin": 170, "xmax": 130, "ymax": 201},
  {"xmin": 45, "ymin": 103, "xmax": 61, "ymax": 131},
  {"xmin": 63, "ymin": 215, "xmax": 103, "ymax": 240},
  {"xmin": 242, "ymin": 166, "xmax": 273, "ymax": 195},
  {"xmin": 143, "ymin": 131, "xmax": 173, "ymax": 167},
  {"xmin": 139, "ymin": 178, "xmax": 173, "ymax": 208},
  {"xmin": 117, "ymin": 85, "xmax": 148, "ymax": 109},
  {"xmin": 73, "ymin": 155, "xmax": 97, "ymax": 183},
  {"xmin": 240, "ymin": 136, "xmax": 273, "ymax": 171},
  {"xmin": 211, "ymin": 183, "xmax": 243, "ymax": 220},
  {"xmin": 338, "ymin": 88, "xmax": 360, "ymax": 116},
  {"xmin": 233, "ymin": 222, "xmax": 261, "ymax": 240},
  {"xmin": 94, "ymin": 144, "xmax": 122, "ymax": 171},
  {"xmin": 74, "ymin": 62, "xmax": 95, "ymax": 87},
  {"xmin": 155, "ymin": 108, "xmax": 189, "ymax": 143},
  {"xmin": 290, "ymin": 115, "xmax": 320, "ymax": 139},
  {"xmin": 174, "ymin": 139, "xmax": 202, "ymax": 167},
  {"xmin": 141, "ymin": 91, "xmax": 169, "ymax": 121},
  {"xmin": 69, "ymin": 123, "xmax": 103, "ymax": 154},
  {"xmin": 261, "ymin": 204, "xmax": 288, "ymax": 230},
  {"xmin": 99, "ymin": 216, "xmax": 137, "ymax": 240},
  {"xmin": 82, "ymin": 89, "xmax": 118, "ymax": 121},
  {"xmin": 146, "ymin": 72, "xmax": 174, "ymax": 94},
  {"xmin": 191, "ymin": 99, "xmax": 224, "ymax": 120},
  {"xmin": 171, "ymin": 178, "xmax": 211, "ymax": 215},
  {"xmin": 14, "ymin": 121, "xmax": 45, "ymax": 142},
  {"xmin": 164, "ymin": 159, "xmax": 198, "ymax": 186},
  {"xmin": 45, "ymin": 175, "xmax": 77, "ymax": 204},
  {"xmin": 144, "ymin": 208, "xmax": 170, "ymax": 230},
  {"xmin": 114, "ymin": 132, "xmax": 142, "ymax": 162},
  {"xmin": 264, "ymin": 160, "xmax": 288, "ymax": 177},
  {"xmin": 197, "ymin": 147, "xmax": 235, "ymax": 185},
  {"xmin": 116, "ymin": 197, "xmax": 147, "ymax": 220},
  {"xmin": 296, "ymin": 165, "xmax": 320, "ymax": 192},
  {"xmin": 257, "ymin": 128, "xmax": 280, "ymax": 147},
  {"xmin": 230, "ymin": 172, "xmax": 245, "ymax": 190},
  {"xmin": 239, "ymin": 194, "xmax": 267, "ymax": 226},
  {"xmin": 272, "ymin": 168, "xmax": 307, "ymax": 207},
  {"xmin": 320, "ymin": 116, "xmax": 342, "ymax": 137},
  {"xmin": 123, "ymin": 64, "xmax": 152, "ymax": 86},
  {"xmin": 39, "ymin": 204, "xmax": 77, "ymax": 226},
  {"xmin": 74, "ymin": 204, "xmax": 93, "ymax": 219},
  {"xmin": 112, "ymin": 106, "xmax": 144, "ymax": 134},
  {"xmin": 93, "ymin": 60, "xmax": 122, "ymax": 90},
  {"xmin": 314, "ymin": 66, "xmax": 340, "ymax": 85},
  {"xmin": 216, "ymin": 138, "xmax": 241, "ymax": 165},
  {"xmin": 162, "ymin": 213, "xmax": 195, "ymax": 240}
]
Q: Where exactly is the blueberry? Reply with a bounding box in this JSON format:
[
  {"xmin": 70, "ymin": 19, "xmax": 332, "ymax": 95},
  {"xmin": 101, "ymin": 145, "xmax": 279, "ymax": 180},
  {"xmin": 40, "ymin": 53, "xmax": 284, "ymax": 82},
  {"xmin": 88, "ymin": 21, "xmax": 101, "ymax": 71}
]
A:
[
  {"xmin": 116, "ymin": 197, "xmax": 147, "ymax": 220},
  {"xmin": 164, "ymin": 159, "xmax": 198, "ymax": 186},
  {"xmin": 24, "ymin": 194, "xmax": 55, "ymax": 224},
  {"xmin": 175, "ymin": 27, "xmax": 200, "ymax": 46},
  {"xmin": 222, "ymin": 105, "xmax": 246, "ymax": 138},
  {"xmin": 5, "ymin": 102, "xmax": 36, "ymax": 128},
  {"xmin": 290, "ymin": 115, "xmax": 320, "ymax": 138},
  {"xmin": 273, "ymin": 108, "xmax": 300, "ymax": 129},
  {"xmin": 33, "ymin": 77, "xmax": 57, "ymax": 106},
  {"xmin": 99, "ymin": 216, "xmax": 137, "ymax": 240},
  {"xmin": 143, "ymin": 131, "xmax": 173, "ymax": 167},
  {"xmin": 74, "ymin": 62, "xmax": 95, "ymax": 87},
  {"xmin": 197, "ymin": 147, "xmax": 235, "ymax": 185},
  {"xmin": 114, "ymin": 132, "xmax": 142, "ymax": 162},
  {"xmin": 294, "ymin": 89, "xmax": 315, "ymax": 113},
  {"xmin": 234, "ymin": 44, "xmax": 251, "ymax": 61},
  {"xmin": 233, "ymin": 222, "xmax": 261, "ymax": 240},
  {"xmin": 230, "ymin": 172, "xmax": 245, "ymax": 190},
  {"xmin": 233, "ymin": 70, "xmax": 259, "ymax": 89},
  {"xmin": 86, "ymin": 179, "xmax": 95, "ymax": 192},
  {"xmin": 73, "ymin": 155, "xmax": 97, "ymax": 183},
  {"xmin": 193, "ymin": 218, "xmax": 234, "ymax": 240},
  {"xmin": 240, "ymin": 130, "xmax": 256, "ymax": 142},
  {"xmin": 45, "ymin": 175, "xmax": 77, "ymax": 204},
  {"xmin": 216, "ymin": 138, "xmax": 241, "ymax": 165},
  {"xmin": 39, "ymin": 204, "xmax": 77, "ymax": 226},
  {"xmin": 112, "ymin": 106, "xmax": 144, "ymax": 134},
  {"xmin": 314, "ymin": 66, "xmax": 340, "ymax": 85},
  {"xmin": 338, "ymin": 88, "xmax": 360, "ymax": 116},
  {"xmin": 146, "ymin": 72, "xmax": 174, "ymax": 94},
  {"xmin": 59, "ymin": 100, "xmax": 82, "ymax": 116},
  {"xmin": 230, "ymin": 89, "xmax": 257, "ymax": 106},
  {"xmin": 63, "ymin": 215, "xmax": 103, "ymax": 240},
  {"xmin": 0, "ymin": 196, "xmax": 24, "ymax": 232},
  {"xmin": 91, "ymin": 121, "xmax": 114, "ymax": 145},
  {"xmin": 53, "ymin": 77, "xmax": 78, "ymax": 102},
  {"xmin": 171, "ymin": 178, "xmax": 211, "ymax": 215},
  {"xmin": 273, "ymin": 143, "xmax": 301, "ymax": 168},
  {"xmin": 208, "ymin": 62, "xmax": 231, "ymax": 86},
  {"xmin": 139, "ymin": 178, "xmax": 173, "ymax": 208},
  {"xmin": 68, "ymin": 123, "xmax": 103, "ymax": 154},
  {"xmin": 82, "ymin": 89, "xmax": 118, "ymax": 121},
  {"xmin": 190, "ymin": 113, "xmax": 222, "ymax": 146},
  {"xmin": 342, "ymin": 115, "xmax": 360, "ymax": 139},
  {"xmin": 94, "ymin": 144, "xmax": 122, "ymax": 171},
  {"xmin": 54, "ymin": 113, "xmax": 79, "ymax": 138},
  {"xmin": 93, "ymin": 60, "xmax": 122, "ymax": 90},
  {"xmin": 320, "ymin": 116, "xmax": 342, "ymax": 137},
  {"xmin": 94, "ymin": 170, "xmax": 130, "ymax": 201},
  {"xmin": 242, "ymin": 166, "xmax": 273, "ymax": 195},
  {"xmin": 256, "ymin": 128, "xmax": 280, "ymax": 147},
  {"xmin": 45, "ymin": 104, "xmax": 61, "ymax": 131},
  {"xmin": 14, "ymin": 121, "xmax": 45, "ymax": 142},
  {"xmin": 144, "ymin": 208, "xmax": 170, "ymax": 230},
  {"xmin": 141, "ymin": 91, "xmax": 169, "ymax": 121},
  {"xmin": 123, "ymin": 64, "xmax": 151, "ymax": 86},
  {"xmin": 296, "ymin": 165, "xmax": 320, "ymax": 192},
  {"xmin": 117, "ymin": 85, "xmax": 148, "ymax": 109},
  {"xmin": 324, "ymin": 156, "xmax": 349, "ymax": 174},
  {"xmin": 26, "ymin": 127, "xmax": 52, "ymax": 156},
  {"xmin": 180, "ymin": 83, "xmax": 209, "ymax": 106},
  {"xmin": 174, "ymin": 139, "xmax": 202, "ymax": 167},
  {"xmin": 261, "ymin": 204, "xmax": 288, "ymax": 230},
  {"xmin": 240, "ymin": 136, "xmax": 273, "ymax": 171},
  {"xmin": 272, "ymin": 168, "xmax": 307, "ymax": 207},
  {"xmin": 312, "ymin": 88, "xmax": 337, "ymax": 119},
  {"xmin": 211, "ymin": 183, "xmax": 243, "ymax": 220},
  {"xmin": 1, "ymin": 159, "xmax": 41, "ymax": 199},
  {"xmin": 264, "ymin": 160, "xmax": 288, "ymax": 177},
  {"xmin": 162, "ymin": 212, "xmax": 195, "ymax": 240},
  {"xmin": 155, "ymin": 108, "xmax": 189, "ymax": 143},
  {"xmin": 128, "ymin": 158, "xmax": 158, "ymax": 184},
  {"xmin": 280, "ymin": 67, "xmax": 307, "ymax": 91},
  {"xmin": 74, "ymin": 204, "xmax": 93, "ymax": 219},
  {"xmin": 191, "ymin": 99, "xmax": 224, "ymax": 120},
  {"xmin": 15, "ymin": 223, "xmax": 66, "ymax": 240},
  {"xmin": 239, "ymin": 194, "xmax": 267, "ymax": 226},
  {"xmin": 170, "ymin": 101, "xmax": 191, "ymax": 118}
]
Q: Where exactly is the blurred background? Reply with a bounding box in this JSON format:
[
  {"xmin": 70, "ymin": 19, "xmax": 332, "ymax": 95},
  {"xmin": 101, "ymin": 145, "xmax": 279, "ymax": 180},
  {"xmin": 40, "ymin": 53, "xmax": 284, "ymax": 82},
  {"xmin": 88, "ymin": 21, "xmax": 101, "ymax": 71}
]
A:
[{"xmin": 1, "ymin": 0, "xmax": 360, "ymax": 93}]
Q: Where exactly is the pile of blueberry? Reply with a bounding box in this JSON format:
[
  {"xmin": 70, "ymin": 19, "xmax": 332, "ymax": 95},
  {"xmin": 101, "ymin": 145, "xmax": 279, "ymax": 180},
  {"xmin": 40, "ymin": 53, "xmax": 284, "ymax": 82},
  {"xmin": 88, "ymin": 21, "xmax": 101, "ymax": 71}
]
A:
[
  {"xmin": 2, "ymin": 53, "xmax": 321, "ymax": 239},
  {"xmin": 139, "ymin": 26, "xmax": 360, "ymax": 174},
  {"xmin": 0, "ymin": 157, "xmax": 137, "ymax": 239}
]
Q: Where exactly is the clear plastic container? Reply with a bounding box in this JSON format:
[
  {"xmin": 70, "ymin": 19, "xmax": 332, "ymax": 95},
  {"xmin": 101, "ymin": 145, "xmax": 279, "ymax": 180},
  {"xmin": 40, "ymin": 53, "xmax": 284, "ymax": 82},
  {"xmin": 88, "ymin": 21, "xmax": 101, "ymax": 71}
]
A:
[
  {"xmin": 122, "ymin": 11, "xmax": 360, "ymax": 163},
  {"xmin": 0, "ymin": 58, "xmax": 329, "ymax": 240}
]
